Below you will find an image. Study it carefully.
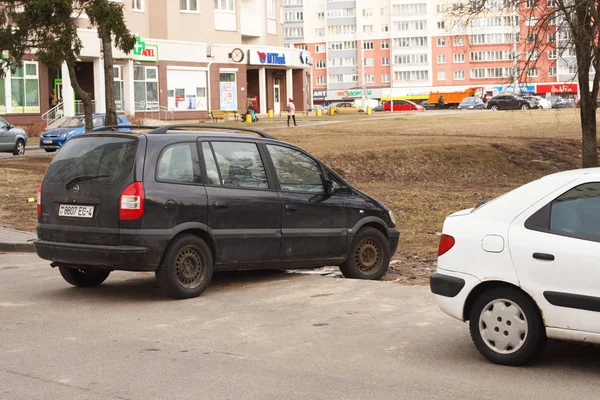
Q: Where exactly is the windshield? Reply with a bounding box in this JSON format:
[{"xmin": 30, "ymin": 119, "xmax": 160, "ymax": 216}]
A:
[
  {"xmin": 462, "ymin": 98, "xmax": 476, "ymax": 104},
  {"xmin": 60, "ymin": 116, "xmax": 86, "ymax": 129},
  {"xmin": 44, "ymin": 137, "xmax": 138, "ymax": 185}
]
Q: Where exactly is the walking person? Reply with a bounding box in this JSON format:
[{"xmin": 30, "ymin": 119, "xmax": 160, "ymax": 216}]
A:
[
  {"xmin": 251, "ymin": 96, "xmax": 258, "ymax": 122},
  {"xmin": 286, "ymin": 98, "xmax": 296, "ymax": 127}
]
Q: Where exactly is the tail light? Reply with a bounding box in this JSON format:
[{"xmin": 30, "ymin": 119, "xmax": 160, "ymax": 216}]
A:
[
  {"xmin": 37, "ymin": 183, "xmax": 42, "ymax": 216},
  {"xmin": 119, "ymin": 182, "xmax": 144, "ymax": 221},
  {"xmin": 438, "ymin": 234, "xmax": 455, "ymax": 257}
]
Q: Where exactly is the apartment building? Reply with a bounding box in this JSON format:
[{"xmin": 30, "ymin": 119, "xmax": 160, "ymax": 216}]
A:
[
  {"xmin": 1, "ymin": 0, "xmax": 313, "ymax": 126},
  {"xmin": 286, "ymin": 0, "xmax": 578, "ymax": 104}
]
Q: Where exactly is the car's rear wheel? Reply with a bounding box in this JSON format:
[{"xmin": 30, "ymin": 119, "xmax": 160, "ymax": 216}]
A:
[
  {"xmin": 58, "ymin": 266, "xmax": 110, "ymax": 287},
  {"xmin": 521, "ymin": 104, "xmax": 529, "ymax": 110},
  {"xmin": 489, "ymin": 105, "xmax": 499, "ymax": 111},
  {"xmin": 12, "ymin": 139, "xmax": 25, "ymax": 156},
  {"xmin": 469, "ymin": 287, "xmax": 546, "ymax": 366},
  {"xmin": 339, "ymin": 227, "xmax": 390, "ymax": 280},
  {"xmin": 44, "ymin": 149, "xmax": 56, "ymax": 153},
  {"xmin": 156, "ymin": 235, "xmax": 213, "ymax": 299}
]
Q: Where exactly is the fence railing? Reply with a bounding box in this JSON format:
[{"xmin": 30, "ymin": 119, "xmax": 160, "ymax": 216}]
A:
[{"xmin": 41, "ymin": 102, "xmax": 64, "ymax": 126}]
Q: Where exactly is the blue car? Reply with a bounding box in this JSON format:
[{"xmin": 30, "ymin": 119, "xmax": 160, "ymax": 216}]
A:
[{"xmin": 40, "ymin": 114, "xmax": 130, "ymax": 152}]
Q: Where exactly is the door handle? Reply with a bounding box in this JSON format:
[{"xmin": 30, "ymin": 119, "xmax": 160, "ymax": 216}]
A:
[
  {"xmin": 285, "ymin": 205, "xmax": 298, "ymax": 213},
  {"xmin": 213, "ymin": 201, "xmax": 229, "ymax": 210},
  {"xmin": 533, "ymin": 252, "xmax": 555, "ymax": 261}
]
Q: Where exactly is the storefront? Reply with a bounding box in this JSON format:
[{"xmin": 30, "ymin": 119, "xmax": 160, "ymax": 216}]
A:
[{"xmin": 536, "ymin": 83, "xmax": 578, "ymax": 99}]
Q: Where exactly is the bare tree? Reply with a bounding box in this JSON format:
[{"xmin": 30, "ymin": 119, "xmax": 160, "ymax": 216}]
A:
[{"xmin": 447, "ymin": 0, "xmax": 599, "ymax": 167}]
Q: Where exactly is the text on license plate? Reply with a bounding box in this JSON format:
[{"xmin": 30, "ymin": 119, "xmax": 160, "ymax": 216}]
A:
[
  {"xmin": 43, "ymin": 140, "xmax": 53, "ymax": 144},
  {"xmin": 59, "ymin": 205, "xmax": 94, "ymax": 218}
]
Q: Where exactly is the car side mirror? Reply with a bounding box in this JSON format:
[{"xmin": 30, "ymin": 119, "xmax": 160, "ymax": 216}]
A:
[
  {"xmin": 8, "ymin": 124, "xmax": 14, "ymax": 129},
  {"xmin": 325, "ymin": 180, "xmax": 339, "ymax": 195}
]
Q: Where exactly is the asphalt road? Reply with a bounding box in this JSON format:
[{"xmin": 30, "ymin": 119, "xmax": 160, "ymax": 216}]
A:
[{"xmin": 1, "ymin": 254, "xmax": 599, "ymax": 400}]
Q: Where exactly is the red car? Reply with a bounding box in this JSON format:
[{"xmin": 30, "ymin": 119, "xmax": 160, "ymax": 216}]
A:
[{"xmin": 383, "ymin": 100, "xmax": 425, "ymax": 112}]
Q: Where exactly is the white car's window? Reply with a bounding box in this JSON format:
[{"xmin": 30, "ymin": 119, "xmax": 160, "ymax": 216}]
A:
[{"xmin": 550, "ymin": 183, "xmax": 600, "ymax": 240}]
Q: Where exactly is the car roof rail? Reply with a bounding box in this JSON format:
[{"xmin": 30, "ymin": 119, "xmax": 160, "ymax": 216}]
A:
[
  {"xmin": 90, "ymin": 125, "xmax": 159, "ymax": 132},
  {"xmin": 148, "ymin": 124, "xmax": 277, "ymax": 140}
]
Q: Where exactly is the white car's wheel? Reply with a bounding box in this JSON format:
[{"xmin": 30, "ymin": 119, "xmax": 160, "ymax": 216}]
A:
[{"xmin": 469, "ymin": 287, "xmax": 546, "ymax": 366}]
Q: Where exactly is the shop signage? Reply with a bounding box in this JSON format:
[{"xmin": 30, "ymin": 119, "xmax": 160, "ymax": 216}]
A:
[
  {"xmin": 336, "ymin": 90, "xmax": 372, "ymax": 98},
  {"xmin": 313, "ymin": 90, "xmax": 326, "ymax": 99},
  {"xmin": 495, "ymin": 84, "xmax": 535, "ymax": 94},
  {"xmin": 299, "ymin": 51, "xmax": 313, "ymax": 65},
  {"xmin": 257, "ymin": 51, "xmax": 286, "ymax": 65},
  {"xmin": 133, "ymin": 36, "xmax": 159, "ymax": 62},
  {"xmin": 537, "ymin": 83, "xmax": 578, "ymax": 94}
]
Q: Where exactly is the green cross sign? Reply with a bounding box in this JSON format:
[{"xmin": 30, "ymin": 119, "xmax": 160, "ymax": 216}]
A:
[{"xmin": 133, "ymin": 36, "xmax": 145, "ymax": 56}]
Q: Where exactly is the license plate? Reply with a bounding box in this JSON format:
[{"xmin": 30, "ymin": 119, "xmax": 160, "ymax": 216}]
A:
[
  {"xmin": 59, "ymin": 205, "xmax": 94, "ymax": 218},
  {"xmin": 43, "ymin": 140, "xmax": 53, "ymax": 144}
]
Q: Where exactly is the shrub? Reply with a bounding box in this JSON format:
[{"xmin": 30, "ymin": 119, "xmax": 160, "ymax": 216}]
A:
[
  {"xmin": 125, "ymin": 114, "xmax": 145, "ymax": 126},
  {"xmin": 25, "ymin": 121, "xmax": 46, "ymax": 138}
]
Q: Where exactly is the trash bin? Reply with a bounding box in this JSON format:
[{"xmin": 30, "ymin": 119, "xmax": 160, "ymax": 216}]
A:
[
  {"xmin": 329, "ymin": 107, "xmax": 335, "ymax": 116},
  {"xmin": 366, "ymin": 107, "xmax": 372, "ymax": 115},
  {"xmin": 245, "ymin": 113, "xmax": 252, "ymax": 123},
  {"xmin": 316, "ymin": 109, "xmax": 322, "ymax": 117},
  {"xmin": 268, "ymin": 109, "xmax": 274, "ymax": 118}
]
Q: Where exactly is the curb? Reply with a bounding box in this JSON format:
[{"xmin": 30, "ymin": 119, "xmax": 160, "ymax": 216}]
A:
[{"xmin": 0, "ymin": 242, "xmax": 36, "ymax": 253}]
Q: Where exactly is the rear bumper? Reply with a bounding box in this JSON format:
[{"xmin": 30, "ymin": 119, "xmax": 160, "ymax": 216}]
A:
[
  {"xmin": 34, "ymin": 239, "xmax": 158, "ymax": 271},
  {"xmin": 431, "ymin": 269, "xmax": 481, "ymax": 321}
]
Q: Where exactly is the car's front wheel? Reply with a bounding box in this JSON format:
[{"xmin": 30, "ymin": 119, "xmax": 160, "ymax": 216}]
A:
[
  {"xmin": 469, "ymin": 287, "xmax": 546, "ymax": 366},
  {"xmin": 339, "ymin": 227, "xmax": 390, "ymax": 280},
  {"xmin": 12, "ymin": 139, "xmax": 25, "ymax": 156},
  {"xmin": 521, "ymin": 104, "xmax": 529, "ymax": 110},
  {"xmin": 58, "ymin": 266, "xmax": 110, "ymax": 287},
  {"xmin": 156, "ymin": 235, "xmax": 214, "ymax": 299},
  {"xmin": 489, "ymin": 105, "xmax": 499, "ymax": 111}
]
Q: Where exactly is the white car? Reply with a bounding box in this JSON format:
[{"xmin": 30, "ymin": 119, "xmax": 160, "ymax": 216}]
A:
[
  {"xmin": 431, "ymin": 168, "xmax": 600, "ymax": 365},
  {"xmin": 523, "ymin": 95, "xmax": 552, "ymax": 109}
]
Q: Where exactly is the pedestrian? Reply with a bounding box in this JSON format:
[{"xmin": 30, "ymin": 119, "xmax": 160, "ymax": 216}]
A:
[
  {"xmin": 251, "ymin": 96, "xmax": 259, "ymax": 122},
  {"xmin": 438, "ymin": 95, "xmax": 445, "ymax": 108},
  {"xmin": 286, "ymin": 98, "xmax": 296, "ymax": 127},
  {"xmin": 49, "ymin": 89, "xmax": 58, "ymax": 108},
  {"xmin": 248, "ymin": 99, "xmax": 256, "ymax": 122}
]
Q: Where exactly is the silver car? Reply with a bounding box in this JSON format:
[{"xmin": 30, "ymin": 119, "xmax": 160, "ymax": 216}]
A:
[
  {"xmin": 0, "ymin": 116, "xmax": 27, "ymax": 156},
  {"xmin": 458, "ymin": 97, "xmax": 485, "ymax": 110}
]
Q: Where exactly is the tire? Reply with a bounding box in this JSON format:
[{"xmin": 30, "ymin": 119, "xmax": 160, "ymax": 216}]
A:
[
  {"xmin": 44, "ymin": 148, "xmax": 57, "ymax": 153},
  {"xmin": 339, "ymin": 227, "xmax": 391, "ymax": 280},
  {"xmin": 358, "ymin": 109, "xmax": 365, "ymax": 113},
  {"xmin": 521, "ymin": 104, "xmax": 529, "ymax": 110},
  {"xmin": 469, "ymin": 287, "xmax": 546, "ymax": 366},
  {"xmin": 155, "ymin": 235, "xmax": 213, "ymax": 299},
  {"xmin": 489, "ymin": 105, "xmax": 499, "ymax": 111},
  {"xmin": 12, "ymin": 139, "xmax": 25, "ymax": 156},
  {"xmin": 58, "ymin": 266, "xmax": 110, "ymax": 287}
]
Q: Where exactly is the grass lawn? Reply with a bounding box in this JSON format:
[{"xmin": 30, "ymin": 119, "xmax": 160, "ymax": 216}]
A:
[{"xmin": 0, "ymin": 109, "xmax": 588, "ymax": 282}]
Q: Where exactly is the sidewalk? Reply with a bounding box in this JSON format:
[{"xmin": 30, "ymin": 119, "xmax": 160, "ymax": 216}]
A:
[{"xmin": 0, "ymin": 227, "xmax": 36, "ymax": 253}]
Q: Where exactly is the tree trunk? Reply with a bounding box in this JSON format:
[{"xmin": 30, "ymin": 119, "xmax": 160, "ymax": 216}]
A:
[
  {"xmin": 100, "ymin": 27, "xmax": 118, "ymax": 127},
  {"xmin": 66, "ymin": 61, "xmax": 94, "ymax": 132},
  {"xmin": 580, "ymin": 94, "xmax": 599, "ymax": 168}
]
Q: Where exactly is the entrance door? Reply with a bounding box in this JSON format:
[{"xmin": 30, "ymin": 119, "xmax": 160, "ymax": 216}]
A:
[
  {"xmin": 55, "ymin": 81, "xmax": 63, "ymax": 103},
  {"xmin": 273, "ymin": 78, "xmax": 281, "ymax": 115}
]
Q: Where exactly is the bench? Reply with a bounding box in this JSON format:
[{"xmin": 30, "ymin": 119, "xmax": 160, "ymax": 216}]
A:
[{"xmin": 208, "ymin": 110, "xmax": 241, "ymax": 122}]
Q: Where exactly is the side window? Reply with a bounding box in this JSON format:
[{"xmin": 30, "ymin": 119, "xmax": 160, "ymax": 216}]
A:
[
  {"xmin": 156, "ymin": 143, "xmax": 201, "ymax": 184},
  {"xmin": 209, "ymin": 142, "xmax": 268, "ymax": 189},
  {"xmin": 267, "ymin": 145, "xmax": 324, "ymax": 193},
  {"xmin": 327, "ymin": 170, "xmax": 352, "ymax": 194},
  {"xmin": 526, "ymin": 182, "xmax": 600, "ymax": 242},
  {"xmin": 92, "ymin": 117, "xmax": 104, "ymax": 128},
  {"xmin": 0, "ymin": 118, "xmax": 7, "ymax": 129},
  {"xmin": 202, "ymin": 142, "xmax": 221, "ymax": 185}
]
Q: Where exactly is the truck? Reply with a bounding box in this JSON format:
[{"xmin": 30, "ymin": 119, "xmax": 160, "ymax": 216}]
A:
[{"xmin": 428, "ymin": 87, "xmax": 484, "ymax": 109}]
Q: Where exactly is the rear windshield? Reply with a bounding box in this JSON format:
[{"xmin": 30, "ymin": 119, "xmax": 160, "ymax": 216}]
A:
[
  {"xmin": 60, "ymin": 116, "xmax": 86, "ymax": 128},
  {"xmin": 45, "ymin": 137, "xmax": 137, "ymax": 184}
]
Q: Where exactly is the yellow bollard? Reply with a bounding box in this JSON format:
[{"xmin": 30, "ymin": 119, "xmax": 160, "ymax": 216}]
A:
[
  {"xmin": 329, "ymin": 107, "xmax": 335, "ymax": 116},
  {"xmin": 268, "ymin": 109, "xmax": 274, "ymax": 118},
  {"xmin": 316, "ymin": 109, "xmax": 322, "ymax": 117},
  {"xmin": 366, "ymin": 107, "xmax": 372, "ymax": 115},
  {"xmin": 245, "ymin": 113, "xmax": 252, "ymax": 123}
]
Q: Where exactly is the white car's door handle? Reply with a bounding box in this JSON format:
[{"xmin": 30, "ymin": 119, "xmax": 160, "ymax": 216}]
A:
[{"xmin": 533, "ymin": 252, "xmax": 555, "ymax": 261}]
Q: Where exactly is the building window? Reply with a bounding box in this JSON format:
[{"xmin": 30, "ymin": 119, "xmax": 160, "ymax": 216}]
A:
[
  {"xmin": 436, "ymin": 4, "xmax": 445, "ymax": 12},
  {"xmin": 548, "ymin": 50, "xmax": 557, "ymax": 59},
  {"xmin": 548, "ymin": 32, "xmax": 556, "ymax": 42},
  {"xmin": 363, "ymin": 8, "xmax": 372, "ymax": 16},
  {"xmin": 316, "ymin": 12, "xmax": 324, "ymax": 20},
  {"xmin": 381, "ymin": 24, "xmax": 388, "ymax": 32},
  {"xmin": 316, "ymin": 76, "xmax": 326, "ymax": 85},
  {"xmin": 453, "ymin": 53, "xmax": 465, "ymax": 63},
  {"xmin": 547, "ymin": 0, "xmax": 557, "ymax": 6},
  {"xmin": 315, "ymin": 28, "xmax": 325, "ymax": 36},
  {"xmin": 365, "ymin": 74, "xmax": 375, "ymax": 83},
  {"xmin": 284, "ymin": 11, "xmax": 303, "ymax": 21},
  {"xmin": 526, "ymin": 17, "xmax": 538, "ymax": 26},
  {"xmin": 363, "ymin": 57, "xmax": 374, "ymax": 66},
  {"xmin": 526, "ymin": 0, "xmax": 536, "ymax": 7},
  {"xmin": 316, "ymin": 60, "xmax": 326, "ymax": 69},
  {"xmin": 568, "ymin": 65, "xmax": 578, "ymax": 74},
  {"xmin": 454, "ymin": 70, "xmax": 465, "ymax": 80},
  {"xmin": 296, "ymin": 45, "xmax": 308, "ymax": 50},
  {"xmin": 393, "ymin": 70, "xmax": 429, "ymax": 81},
  {"xmin": 380, "ymin": 7, "xmax": 388, "ymax": 15},
  {"xmin": 180, "ymin": 0, "xmax": 198, "ymax": 12},
  {"xmin": 134, "ymin": 66, "xmax": 159, "ymax": 110},
  {"xmin": 549, "ymin": 14, "xmax": 557, "ymax": 25},
  {"xmin": 526, "ymin": 34, "xmax": 537, "ymax": 43},
  {"xmin": 363, "ymin": 25, "xmax": 373, "ymax": 34},
  {"xmin": 549, "ymin": 67, "xmax": 557, "ymax": 76},
  {"xmin": 526, "ymin": 51, "xmax": 538, "ymax": 60},
  {"xmin": 527, "ymin": 68, "xmax": 539, "ymax": 77},
  {"xmin": 382, "ymin": 73, "xmax": 390, "ymax": 82},
  {"xmin": 381, "ymin": 40, "xmax": 389, "ymax": 49},
  {"xmin": 8, "ymin": 61, "xmax": 40, "ymax": 114},
  {"xmin": 381, "ymin": 57, "xmax": 389, "ymax": 66},
  {"xmin": 437, "ymin": 54, "xmax": 446, "ymax": 64},
  {"xmin": 437, "ymin": 38, "xmax": 445, "ymax": 47},
  {"xmin": 363, "ymin": 41, "xmax": 374, "ymax": 50},
  {"xmin": 438, "ymin": 71, "xmax": 446, "ymax": 80},
  {"xmin": 132, "ymin": 0, "xmax": 143, "ymax": 11},
  {"xmin": 267, "ymin": 0, "xmax": 275, "ymax": 18},
  {"xmin": 113, "ymin": 65, "xmax": 124, "ymax": 112},
  {"xmin": 453, "ymin": 37, "xmax": 464, "ymax": 46},
  {"xmin": 218, "ymin": 72, "xmax": 237, "ymax": 110},
  {"xmin": 437, "ymin": 21, "xmax": 445, "ymax": 29},
  {"xmin": 315, "ymin": 44, "xmax": 325, "ymax": 53}
]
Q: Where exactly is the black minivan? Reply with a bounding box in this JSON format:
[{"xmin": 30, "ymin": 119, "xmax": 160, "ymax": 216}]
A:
[{"xmin": 34, "ymin": 126, "xmax": 399, "ymax": 298}]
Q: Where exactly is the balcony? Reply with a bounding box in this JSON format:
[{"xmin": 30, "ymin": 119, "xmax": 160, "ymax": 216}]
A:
[{"xmin": 241, "ymin": 11, "xmax": 265, "ymax": 37}]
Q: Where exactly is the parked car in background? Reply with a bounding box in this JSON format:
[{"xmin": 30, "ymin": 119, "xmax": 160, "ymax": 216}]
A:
[
  {"xmin": 420, "ymin": 101, "xmax": 437, "ymax": 110},
  {"xmin": 34, "ymin": 126, "xmax": 399, "ymax": 299},
  {"xmin": 486, "ymin": 95, "xmax": 537, "ymax": 111},
  {"xmin": 458, "ymin": 97, "xmax": 485, "ymax": 110},
  {"xmin": 0, "ymin": 116, "xmax": 27, "ymax": 156},
  {"xmin": 333, "ymin": 102, "xmax": 365, "ymax": 114},
  {"xmin": 522, "ymin": 95, "xmax": 552, "ymax": 110},
  {"xmin": 382, "ymin": 100, "xmax": 424, "ymax": 112},
  {"xmin": 372, "ymin": 105, "xmax": 384, "ymax": 112},
  {"xmin": 309, "ymin": 105, "xmax": 324, "ymax": 112},
  {"xmin": 548, "ymin": 96, "xmax": 568, "ymax": 108},
  {"xmin": 575, "ymin": 98, "xmax": 600, "ymax": 108},
  {"xmin": 432, "ymin": 168, "xmax": 600, "ymax": 365},
  {"xmin": 40, "ymin": 114, "xmax": 131, "ymax": 152}
]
